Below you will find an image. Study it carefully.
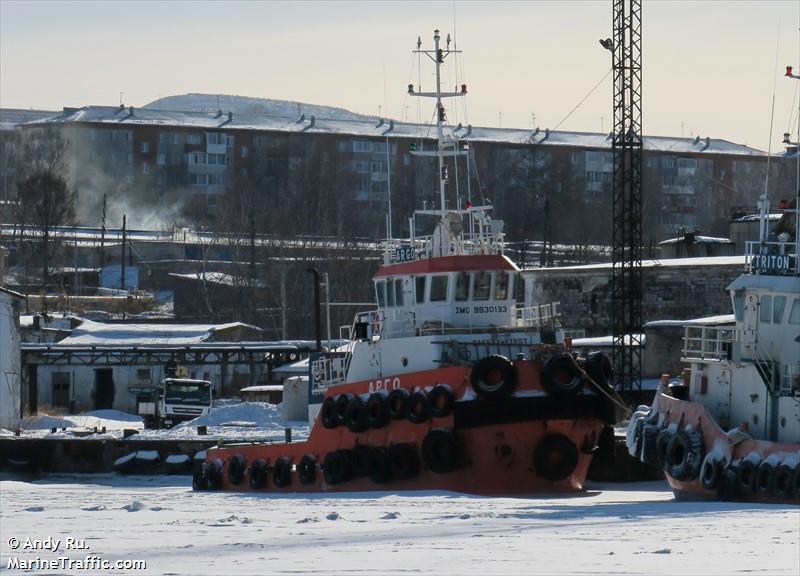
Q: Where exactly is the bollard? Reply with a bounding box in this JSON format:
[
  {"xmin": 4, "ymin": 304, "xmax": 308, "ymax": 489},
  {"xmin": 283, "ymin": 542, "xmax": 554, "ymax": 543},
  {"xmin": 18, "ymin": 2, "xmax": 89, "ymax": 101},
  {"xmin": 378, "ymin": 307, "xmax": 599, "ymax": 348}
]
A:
[
  {"xmin": 14, "ymin": 428, "xmax": 21, "ymax": 436},
  {"xmin": 93, "ymin": 426, "xmax": 98, "ymax": 433},
  {"xmin": 285, "ymin": 428, "xmax": 292, "ymax": 443},
  {"xmin": 102, "ymin": 426, "xmax": 106, "ymax": 433},
  {"xmin": 197, "ymin": 425, "xmax": 208, "ymax": 436},
  {"xmin": 122, "ymin": 428, "xmax": 138, "ymax": 438},
  {"xmin": 50, "ymin": 427, "xmax": 57, "ymax": 434}
]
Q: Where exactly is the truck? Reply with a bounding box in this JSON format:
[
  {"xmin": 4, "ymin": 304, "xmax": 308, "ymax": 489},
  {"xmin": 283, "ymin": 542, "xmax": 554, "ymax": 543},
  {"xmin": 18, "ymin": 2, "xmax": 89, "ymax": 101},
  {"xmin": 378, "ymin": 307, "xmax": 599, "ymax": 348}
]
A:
[{"xmin": 137, "ymin": 378, "xmax": 213, "ymax": 429}]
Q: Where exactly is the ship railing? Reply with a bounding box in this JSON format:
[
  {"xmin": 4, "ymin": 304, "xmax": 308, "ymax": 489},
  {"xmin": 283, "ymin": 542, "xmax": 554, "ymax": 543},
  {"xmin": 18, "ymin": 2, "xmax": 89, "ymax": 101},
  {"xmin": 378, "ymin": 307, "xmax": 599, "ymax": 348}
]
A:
[
  {"xmin": 681, "ymin": 325, "xmax": 735, "ymax": 362},
  {"xmin": 515, "ymin": 302, "xmax": 561, "ymax": 329},
  {"xmin": 382, "ymin": 233, "xmax": 505, "ymax": 264},
  {"xmin": 744, "ymin": 240, "xmax": 798, "ymax": 276}
]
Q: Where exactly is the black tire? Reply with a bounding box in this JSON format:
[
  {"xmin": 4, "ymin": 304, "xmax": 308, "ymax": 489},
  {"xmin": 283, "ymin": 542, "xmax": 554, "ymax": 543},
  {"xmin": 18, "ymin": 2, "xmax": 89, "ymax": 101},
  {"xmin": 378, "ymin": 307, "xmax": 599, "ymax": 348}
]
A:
[
  {"xmin": 321, "ymin": 397, "xmax": 338, "ymax": 429},
  {"xmin": 323, "ymin": 450, "xmax": 353, "ymax": 485},
  {"xmin": 718, "ymin": 464, "xmax": 739, "ymax": 501},
  {"xmin": 249, "ymin": 458, "xmax": 268, "ymax": 490},
  {"xmin": 422, "ymin": 429, "xmax": 463, "ymax": 474},
  {"xmin": 388, "ymin": 443, "xmax": 420, "ymax": 480},
  {"xmin": 542, "ymin": 353, "xmax": 583, "ymax": 397},
  {"xmin": 335, "ymin": 393, "xmax": 354, "ymax": 426},
  {"xmin": 585, "ymin": 351, "xmax": 614, "ymax": 388},
  {"xmin": 737, "ymin": 458, "xmax": 760, "ymax": 494},
  {"xmin": 656, "ymin": 429, "xmax": 672, "ymax": 471},
  {"xmin": 428, "ymin": 385, "xmax": 454, "ymax": 418},
  {"xmin": 298, "ymin": 454, "xmax": 317, "ymax": 485},
  {"xmin": 227, "ymin": 454, "xmax": 246, "ymax": 486},
  {"xmin": 700, "ymin": 453, "xmax": 724, "ymax": 491},
  {"xmin": 366, "ymin": 393, "xmax": 390, "ymax": 429},
  {"xmin": 470, "ymin": 354, "xmax": 517, "ymax": 399},
  {"xmin": 273, "ymin": 457, "xmax": 292, "ymax": 488},
  {"xmin": 352, "ymin": 445, "xmax": 371, "ymax": 478},
  {"xmin": 387, "ymin": 389, "xmax": 409, "ymax": 420},
  {"xmin": 207, "ymin": 459, "xmax": 224, "ymax": 490},
  {"xmin": 639, "ymin": 424, "xmax": 661, "ymax": 466},
  {"xmin": 345, "ymin": 396, "xmax": 369, "ymax": 433},
  {"xmin": 665, "ymin": 430, "xmax": 704, "ymax": 482},
  {"xmin": 407, "ymin": 391, "xmax": 430, "ymax": 423},
  {"xmin": 773, "ymin": 464, "xmax": 794, "ymax": 500},
  {"xmin": 756, "ymin": 460, "xmax": 776, "ymax": 497},
  {"xmin": 534, "ymin": 433, "xmax": 579, "ymax": 482},
  {"xmin": 192, "ymin": 462, "xmax": 209, "ymax": 491},
  {"xmin": 367, "ymin": 446, "xmax": 393, "ymax": 484}
]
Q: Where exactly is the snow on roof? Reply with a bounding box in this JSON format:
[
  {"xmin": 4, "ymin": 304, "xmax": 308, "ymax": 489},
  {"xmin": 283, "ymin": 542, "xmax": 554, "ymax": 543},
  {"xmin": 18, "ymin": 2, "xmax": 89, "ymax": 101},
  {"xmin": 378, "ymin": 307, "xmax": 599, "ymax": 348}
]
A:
[
  {"xmin": 28, "ymin": 105, "xmax": 767, "ymax": 157},
  {"xmin": 524, "ymin": 255, "xmax": 745, "ymax": 273},
  {"xmin": 732, "ymin": 213, "xmax": 784, "ymax": 222},
  {"xmin": 571, "ymin": 334, "xmax": 645, "ymax": 347},
  {"xmin": 58, "ymin": 319, "xmax": 261, "ymax": 346},
  {"xmin": 645, "ymin": 314, "xmax": 736, "ymax": 328},
  {"xmin": 168, "ymin": 272, "xmax": 266, "ymax": 288},
  {"xmin": 240, "ymin": 385, "xmax": 283, "ymax": 393},
  {"xmin": 659, "ymin": 235, "xmax": 733, "ymax": 245}
]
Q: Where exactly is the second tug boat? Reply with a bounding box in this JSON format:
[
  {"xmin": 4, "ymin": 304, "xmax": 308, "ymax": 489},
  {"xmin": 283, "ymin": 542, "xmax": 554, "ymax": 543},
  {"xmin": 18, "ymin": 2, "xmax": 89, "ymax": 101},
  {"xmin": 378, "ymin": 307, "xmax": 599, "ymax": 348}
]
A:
[{"xmin": 195, "ymin": 30, "xmax": 615, "ymax": 495}]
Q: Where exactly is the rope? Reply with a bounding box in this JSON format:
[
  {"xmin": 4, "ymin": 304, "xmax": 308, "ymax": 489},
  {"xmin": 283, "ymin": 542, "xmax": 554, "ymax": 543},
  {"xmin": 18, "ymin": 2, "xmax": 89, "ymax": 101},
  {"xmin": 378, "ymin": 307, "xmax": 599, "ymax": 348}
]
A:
[
  {"xmin": 552, "ymin": 67, "xmax": 612, "ymax": 132},
  {"xmin": 571, "ymin": 356, "xmax": 633, "ymax": 417}
]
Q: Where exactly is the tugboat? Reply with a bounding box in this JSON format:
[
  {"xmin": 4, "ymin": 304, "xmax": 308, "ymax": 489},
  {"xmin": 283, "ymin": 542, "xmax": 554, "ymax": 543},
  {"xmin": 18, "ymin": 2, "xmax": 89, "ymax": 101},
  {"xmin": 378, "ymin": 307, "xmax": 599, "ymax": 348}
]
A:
[
  {"xmin": 627, "ymin": 71, "xmax": 800, "ymax": 502},
  {"xmin": 194, "ymin": 30, "xmax": 615, "ymax": 495}
]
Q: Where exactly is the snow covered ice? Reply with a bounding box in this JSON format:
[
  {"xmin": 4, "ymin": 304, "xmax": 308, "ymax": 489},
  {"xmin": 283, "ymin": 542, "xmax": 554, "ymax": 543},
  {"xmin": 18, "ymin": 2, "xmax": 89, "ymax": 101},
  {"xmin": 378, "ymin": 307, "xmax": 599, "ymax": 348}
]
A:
[{"xmin": 1, "ymin": 477, "xmax": 797, "ymax": 575}]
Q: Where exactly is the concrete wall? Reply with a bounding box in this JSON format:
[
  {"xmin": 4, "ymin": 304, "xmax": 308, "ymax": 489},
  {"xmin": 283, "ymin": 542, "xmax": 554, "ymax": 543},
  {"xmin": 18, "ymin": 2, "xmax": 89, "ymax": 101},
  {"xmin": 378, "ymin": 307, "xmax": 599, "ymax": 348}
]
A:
[
  {"xmin": 523, "ymin": 260, "xmax": 741, "ymax": 337},
  {"xmin": 0, "ymin": 291, "xmax": 22, "ymax": 429}
]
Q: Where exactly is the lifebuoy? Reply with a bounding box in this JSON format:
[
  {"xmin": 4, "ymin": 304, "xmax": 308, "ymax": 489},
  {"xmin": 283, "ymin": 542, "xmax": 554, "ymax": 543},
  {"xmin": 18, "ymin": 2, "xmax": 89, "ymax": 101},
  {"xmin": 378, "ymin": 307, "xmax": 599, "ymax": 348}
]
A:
[
  {"xmin": 387, "ymin": 389, "xmax": 409, "ymax": 420},
  {"xmin": 249, "ymin": 458, "xmax": 268, "ymax": 489},
  {"xmin": 335, "ymin": 393, "xmax": 354, "ymax": 426},
  {"xmin": 665, "ymin": 430, "xmax": 704, "ymax": 482},
  {"xmin": 756, "ymin": 460, "xmax": 776, "ymax": 497},
  {"xmin": 273, "ymin": 457, "xmax": 292, "ymax": 488},
  {"xmin": 736, "ymin": 458, "xmax": 760, "ymax": 494},
  {"xmin": 227, "ymin": 454, "xmax": 246, "ymax": 486},
  {"xmin": 407, "ymin": 391, "xmax": 430, "ymax": 423},
  {"xmin": 207, "ymin": 459, "xmax": 224, "ymax": 490},
  {"xmin": 388, "ymin": 443, "xmax": 420, "ymax": 480},
  {"xmin": 298, "ymin": 454, "xmax": 317, "ymax": 485},
  {"xmin": 366, "ymin": 393, "xmax": 390, "ymax": 429},
  {"xmin": 192, "ymin": 462, "xmax": 209, "ymax": 491},
  {"xmin": 773, "ymin": 464, "xmax": 795, "ymax": 500},
  {"xmin": 428, "ymin": 385, "xmax": 454, "ymax": 418},
  {"xmin": 422, "ymin": 429, "xmax": 463, "ymax": 474},
  {"xmin": 699, "ymin": 453, "xmax": 724, "ymax": 491},
  {"xmin": 352, "ymin": 445, "xmax": 371, "ymax": 478},
  {"xmin": 345, "ymin": 396, "xmax": 369, "ymax": 433},
  {"xmin": 470, "ymin": 354, "xmax": 517, "ymax": 399},
  {"xmin": 367, "ymin": 446, "xmax": 393, "ymax": 484},
  {"xmin": 323, "ymin": 450, "xmax": 353, "ymax": 485},
  {"xmin": 542, "ymin": 353, "xmax": 583, "ymax": 397},
  {"xmin": 321, "ymin": 397, "xmax": 338, "ymax": 429},
  {"xmin": 533, "ymin": 433, "xmax": 579, "ymax": 482}
]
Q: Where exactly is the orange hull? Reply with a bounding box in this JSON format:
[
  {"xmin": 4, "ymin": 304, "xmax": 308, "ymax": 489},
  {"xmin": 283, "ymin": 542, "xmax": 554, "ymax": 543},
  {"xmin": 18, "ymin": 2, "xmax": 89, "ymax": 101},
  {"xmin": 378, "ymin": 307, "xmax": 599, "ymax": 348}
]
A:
[
  {"xmin": 197, "ymin": 360, "xmax": 614, "ymax": 495},
  {"xmin": 632, "ymin": 390, "xmax": 799, "ymax": 504}
]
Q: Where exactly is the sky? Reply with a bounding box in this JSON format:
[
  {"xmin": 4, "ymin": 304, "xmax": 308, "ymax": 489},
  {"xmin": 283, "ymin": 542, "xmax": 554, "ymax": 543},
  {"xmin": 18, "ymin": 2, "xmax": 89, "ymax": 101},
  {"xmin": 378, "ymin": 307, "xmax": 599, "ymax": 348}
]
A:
[{"xmin": 1, "ymin": 0, "xmax": 799, "ymax": 152}]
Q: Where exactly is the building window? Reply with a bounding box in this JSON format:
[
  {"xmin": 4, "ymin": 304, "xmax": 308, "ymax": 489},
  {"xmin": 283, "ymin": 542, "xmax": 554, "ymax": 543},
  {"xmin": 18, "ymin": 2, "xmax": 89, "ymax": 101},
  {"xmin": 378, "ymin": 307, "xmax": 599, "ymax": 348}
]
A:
[
  {"xmin": 142, "ymin": 162, "xmax": 150, "ymax": 174},
  {"xmin": 141, "ymin": 142, "xmax": 149, "ymax": 153},
  {"xmin": 137, "ymin": 368, "xmax": 151, "ymax": 381},
  {"xmin": 157, "ymin": 153, "xmax": 166, "ymax": 165},
  {"xmin": 240, "ymin": 146, "xmax": 249, "ymax": 158},
  {"xmin": 89, "ymin": 129, "xmax": 97, "ymax": 141},
  {"xmin": 51, "ymin": 372, "xmax": 70, "ymax": 407},
  {"xmin": 186, "ymin": 133, "xmax": 202, "ymax": 145}
]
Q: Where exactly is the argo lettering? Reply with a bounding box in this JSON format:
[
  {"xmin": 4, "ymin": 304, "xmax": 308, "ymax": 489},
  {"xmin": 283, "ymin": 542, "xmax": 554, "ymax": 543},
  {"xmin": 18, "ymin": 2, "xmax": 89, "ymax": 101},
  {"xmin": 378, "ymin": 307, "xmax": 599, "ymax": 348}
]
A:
[{"xmin": 368, "ymin": 377, "xmax": 401, "ymax": 393}]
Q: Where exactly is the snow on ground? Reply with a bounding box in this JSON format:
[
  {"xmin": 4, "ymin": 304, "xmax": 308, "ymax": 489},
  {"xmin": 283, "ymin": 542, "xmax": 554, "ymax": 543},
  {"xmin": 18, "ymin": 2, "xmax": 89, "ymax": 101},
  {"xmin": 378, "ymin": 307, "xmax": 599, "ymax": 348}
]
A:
[
  {"xmin": 0, "ymin": 477, "xmax": 796, "ymax": 575},
  {"xmin": 20, "ymin": 410, "xmax": 144, "ymax": 436}
]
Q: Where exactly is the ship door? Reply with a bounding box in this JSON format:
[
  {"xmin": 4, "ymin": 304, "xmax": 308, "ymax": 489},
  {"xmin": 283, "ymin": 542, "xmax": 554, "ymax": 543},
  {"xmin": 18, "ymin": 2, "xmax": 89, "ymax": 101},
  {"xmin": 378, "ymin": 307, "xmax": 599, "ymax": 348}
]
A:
[
  {"xmin": 741, "ymin": 294, "xmax": 759, "ymax": 359},
  {"xmin": 94, "ymin": 368, "xmax": 115, "ymax": 410},
  {"xmin": 714, "ymin": 368, "xmax": 732, "ymax": 429}
]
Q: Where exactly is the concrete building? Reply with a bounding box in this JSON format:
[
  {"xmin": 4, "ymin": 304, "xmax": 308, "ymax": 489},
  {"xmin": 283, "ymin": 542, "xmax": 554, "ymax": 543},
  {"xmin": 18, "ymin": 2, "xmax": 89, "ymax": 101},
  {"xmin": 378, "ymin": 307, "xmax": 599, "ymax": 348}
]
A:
[{"xmin": 0, "ymin": 287, "xmax": 24, "ymax": 430}]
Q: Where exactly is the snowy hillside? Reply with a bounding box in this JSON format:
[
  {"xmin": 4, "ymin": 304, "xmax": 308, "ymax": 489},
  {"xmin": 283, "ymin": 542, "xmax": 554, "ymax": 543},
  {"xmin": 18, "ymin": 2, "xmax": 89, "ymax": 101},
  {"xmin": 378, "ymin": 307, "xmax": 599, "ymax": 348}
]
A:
[{"xmin": 143, "ymin": 93, "xmax": 378, "ymax": 121}]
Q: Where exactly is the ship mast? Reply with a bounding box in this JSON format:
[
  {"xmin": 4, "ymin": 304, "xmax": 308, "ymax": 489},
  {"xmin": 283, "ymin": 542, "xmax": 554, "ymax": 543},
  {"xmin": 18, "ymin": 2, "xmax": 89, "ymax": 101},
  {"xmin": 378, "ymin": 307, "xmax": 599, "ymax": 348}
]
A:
[{"xmin": 410, "ymin": 29, "xmax": 466, "ymax": 228}]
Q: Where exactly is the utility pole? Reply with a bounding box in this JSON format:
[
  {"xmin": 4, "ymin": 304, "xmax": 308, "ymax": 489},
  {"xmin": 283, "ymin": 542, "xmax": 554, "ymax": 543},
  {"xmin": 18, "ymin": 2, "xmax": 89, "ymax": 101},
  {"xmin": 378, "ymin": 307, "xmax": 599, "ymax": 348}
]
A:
[{"xmin": 121, "ymin": 214, "xmax": 127, "ymax": 292}]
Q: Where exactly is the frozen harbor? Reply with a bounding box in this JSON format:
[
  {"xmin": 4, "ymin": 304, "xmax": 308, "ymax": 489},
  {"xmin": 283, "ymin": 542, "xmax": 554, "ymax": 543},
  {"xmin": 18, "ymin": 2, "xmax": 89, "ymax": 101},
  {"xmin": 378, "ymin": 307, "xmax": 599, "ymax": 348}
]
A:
[{"xmin": 1, "ymin": 476, "xmax": 797, "ymax": 575}]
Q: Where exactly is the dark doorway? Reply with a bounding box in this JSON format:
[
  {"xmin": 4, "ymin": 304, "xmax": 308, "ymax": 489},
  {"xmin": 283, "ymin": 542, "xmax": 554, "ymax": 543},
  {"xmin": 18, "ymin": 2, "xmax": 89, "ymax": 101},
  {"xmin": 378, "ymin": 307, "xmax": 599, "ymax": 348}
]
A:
[
  {"xmin": 94, "ymin": 369, "xmax": 115, "ymax": 410},
  {"xmin": 27, "ymin": 364, "xmax": 38, "ymax": 415}
]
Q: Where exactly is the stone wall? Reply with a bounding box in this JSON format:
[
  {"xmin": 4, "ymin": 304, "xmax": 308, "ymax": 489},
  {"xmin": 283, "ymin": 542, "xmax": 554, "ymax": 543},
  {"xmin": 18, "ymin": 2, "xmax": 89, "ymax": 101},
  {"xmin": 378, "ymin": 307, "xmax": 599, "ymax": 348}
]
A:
[{"xmin": 523, "ymin": 259, "xmax": 742, "ymax": 337}]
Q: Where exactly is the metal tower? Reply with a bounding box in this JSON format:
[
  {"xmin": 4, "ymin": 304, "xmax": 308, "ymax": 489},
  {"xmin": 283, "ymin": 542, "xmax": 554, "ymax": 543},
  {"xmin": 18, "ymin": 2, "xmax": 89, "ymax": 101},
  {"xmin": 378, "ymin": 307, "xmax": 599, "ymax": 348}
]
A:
[{"xmin": 610, "ymin": 0, "xmax": 643, "ymax": 391}]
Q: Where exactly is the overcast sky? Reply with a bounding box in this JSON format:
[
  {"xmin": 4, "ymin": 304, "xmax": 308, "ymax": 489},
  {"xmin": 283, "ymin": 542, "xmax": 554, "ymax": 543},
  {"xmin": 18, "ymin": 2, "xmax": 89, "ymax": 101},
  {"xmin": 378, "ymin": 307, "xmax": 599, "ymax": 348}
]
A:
[{"xmin": 1, "ymin": 1, "xmax": 798, "ymax": 152}]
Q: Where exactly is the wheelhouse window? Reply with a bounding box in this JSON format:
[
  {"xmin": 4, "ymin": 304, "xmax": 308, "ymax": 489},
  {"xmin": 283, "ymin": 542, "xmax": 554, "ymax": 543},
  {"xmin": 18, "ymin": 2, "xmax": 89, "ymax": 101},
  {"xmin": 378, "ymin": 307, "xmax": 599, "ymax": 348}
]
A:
[
  {"xmin": 515, "ymin": 274, "xmax": 525, "ymax": 304},
  {"xmin": 494, "ymin": 272, "xmax": 509, "ymax": 300},
  {"xmin": 430, "ymin": 275, "xmax": 449, "ymax": 302},
  {"xmin": 473, "ymin": 271, "xmax": 491, "ymax": 301},
  {"xmin": 395, "ymin": 279, "xmax": 404, "ymax": 306},
  {"xmin": 789, "ymin": 298, "xmax": 800, "ymax": 325},
  {"xmin": 733, "ymin": 294, "xmax": 744, "ymax": 321},
  {"xmin": 376, "ymin": 280, "xmax": 386, "ymax": 308},
  {"xmin": 387, "ymin": 280, "xmax": 395, "ymax": 307},
  {"xmin": 415, "ymin": 276, "xmax": 426, "ymax": 304},
  {"xmin": 759, "ymin": 295, "xmax": 772, "ymax": 324},
  {"xmin": 773, "ymin": 295, "xmax": 786, "ymax": 324},
  {"xmin": 455, "ymin": 272, "xmax": 469, "ymax": 301}
]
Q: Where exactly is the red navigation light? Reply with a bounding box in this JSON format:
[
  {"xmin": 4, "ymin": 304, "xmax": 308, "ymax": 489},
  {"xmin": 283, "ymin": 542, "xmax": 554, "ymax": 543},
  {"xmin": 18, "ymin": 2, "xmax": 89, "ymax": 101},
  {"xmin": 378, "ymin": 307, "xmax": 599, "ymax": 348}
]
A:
[
  {"xmin": 465, "ymin": 200, "xmax": 473, "ymax": 209},
  {"xmin": 461, "ymin": 84, "xmax": 468, "ymax": 94},
  {"xmin": 779, "ymin": 199, "xmax": 789, "ymax": 209},
  {"xmin": 786, "ymin": 66, "xmax": 794, "ymax": 77}
]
